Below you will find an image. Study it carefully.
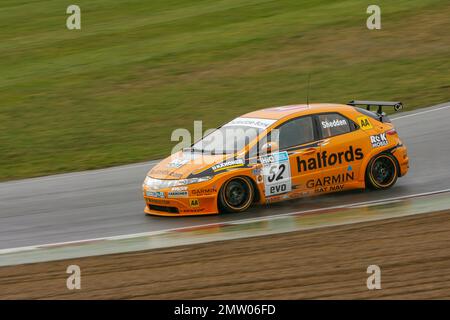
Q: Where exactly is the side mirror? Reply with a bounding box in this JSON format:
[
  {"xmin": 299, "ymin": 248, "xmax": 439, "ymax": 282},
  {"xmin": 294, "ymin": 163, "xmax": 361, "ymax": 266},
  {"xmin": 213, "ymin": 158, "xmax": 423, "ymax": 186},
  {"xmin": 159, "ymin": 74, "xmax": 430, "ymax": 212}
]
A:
[{"xmin": 261, "ymin": 142, "xmax": 279, "ymax": 154}]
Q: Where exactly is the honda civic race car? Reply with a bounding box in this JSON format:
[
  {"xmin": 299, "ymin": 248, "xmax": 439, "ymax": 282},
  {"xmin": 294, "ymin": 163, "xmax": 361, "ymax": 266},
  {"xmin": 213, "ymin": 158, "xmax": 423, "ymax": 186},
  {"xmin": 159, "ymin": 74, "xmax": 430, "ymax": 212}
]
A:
[{"xmin": 143, "ymin": 101, "xmax": 409, "ymax": 216}]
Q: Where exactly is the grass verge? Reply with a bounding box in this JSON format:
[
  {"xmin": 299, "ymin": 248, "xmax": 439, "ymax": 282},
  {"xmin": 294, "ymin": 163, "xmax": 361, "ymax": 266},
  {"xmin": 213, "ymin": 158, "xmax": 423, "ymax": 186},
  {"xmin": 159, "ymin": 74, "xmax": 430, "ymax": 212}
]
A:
[{"xmin": 1, "ymin": 0, "xmax": 449, "ymax": 180}]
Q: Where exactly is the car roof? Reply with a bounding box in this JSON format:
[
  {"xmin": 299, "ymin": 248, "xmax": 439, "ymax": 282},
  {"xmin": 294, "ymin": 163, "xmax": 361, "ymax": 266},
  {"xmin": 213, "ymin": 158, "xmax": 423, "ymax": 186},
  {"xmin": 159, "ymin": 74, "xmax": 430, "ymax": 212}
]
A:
[{"xmin": 242, "ymin": 103, "xmax": 355, "ymax": 120}]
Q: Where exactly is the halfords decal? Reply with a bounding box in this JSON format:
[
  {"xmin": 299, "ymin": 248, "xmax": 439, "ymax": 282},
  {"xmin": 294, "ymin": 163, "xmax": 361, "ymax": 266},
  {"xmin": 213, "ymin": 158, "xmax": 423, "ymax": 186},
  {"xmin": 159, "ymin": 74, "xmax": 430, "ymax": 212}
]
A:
[
  {"xmin": 211, "ymin": 159, "xmax": 244, "ymax": 172},
  {"xmin": 370, "ymin": 133, "xmax": 388, "ymax": 148},
  {"xmin": 296, "ymin": 146, "xmax": 363, "ymax": 172},
  {"xmin": 321, "ymin": 119, "xmax": 347, "ymax": 129},
  {"xmin": 306, "ymin": 172, "xmax": 355, "ymax": 191}
]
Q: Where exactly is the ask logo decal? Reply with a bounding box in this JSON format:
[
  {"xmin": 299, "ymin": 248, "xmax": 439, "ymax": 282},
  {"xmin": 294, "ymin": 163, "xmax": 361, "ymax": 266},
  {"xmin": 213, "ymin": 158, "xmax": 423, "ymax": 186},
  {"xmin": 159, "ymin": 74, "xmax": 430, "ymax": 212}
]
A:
[{"xmin": 370, "ymin": 133, "xmax": 388, "ymax": 148}]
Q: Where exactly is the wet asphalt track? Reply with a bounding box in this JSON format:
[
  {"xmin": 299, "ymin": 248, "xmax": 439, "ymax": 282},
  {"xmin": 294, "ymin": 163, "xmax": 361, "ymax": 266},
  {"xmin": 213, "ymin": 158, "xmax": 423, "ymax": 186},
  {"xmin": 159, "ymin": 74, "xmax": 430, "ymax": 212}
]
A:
[{"xmin": 1, "ymin": 103, "xmax": 449, "ymax": 250}]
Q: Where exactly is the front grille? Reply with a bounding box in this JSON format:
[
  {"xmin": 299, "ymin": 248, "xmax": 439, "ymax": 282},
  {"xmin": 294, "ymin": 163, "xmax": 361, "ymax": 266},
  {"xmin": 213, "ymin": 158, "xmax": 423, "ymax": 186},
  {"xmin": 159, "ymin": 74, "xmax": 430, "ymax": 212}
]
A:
[{"xmin": 148, "ymin": 204, "xmax": 179, "ymax": 214}]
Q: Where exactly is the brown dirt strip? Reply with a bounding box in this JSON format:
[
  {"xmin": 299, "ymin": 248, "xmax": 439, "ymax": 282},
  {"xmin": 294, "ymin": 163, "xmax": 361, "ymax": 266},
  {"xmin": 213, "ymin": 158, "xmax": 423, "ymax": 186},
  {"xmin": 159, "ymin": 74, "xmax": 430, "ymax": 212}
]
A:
[{"xmin": 1, "ymin": 210, "xmax": 450, "ymax": 299}]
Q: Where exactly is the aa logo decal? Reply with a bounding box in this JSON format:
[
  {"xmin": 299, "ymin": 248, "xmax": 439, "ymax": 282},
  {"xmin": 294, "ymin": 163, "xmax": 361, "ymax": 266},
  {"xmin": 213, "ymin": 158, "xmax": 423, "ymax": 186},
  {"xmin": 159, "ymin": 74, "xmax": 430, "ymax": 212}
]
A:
[
  {"xmin": 357, "ymin": 116, "xmax": 373, "ymax": 130},
  {"xmin": 189, "ymin": 199, "xmax": 200, "ymax": 207}
]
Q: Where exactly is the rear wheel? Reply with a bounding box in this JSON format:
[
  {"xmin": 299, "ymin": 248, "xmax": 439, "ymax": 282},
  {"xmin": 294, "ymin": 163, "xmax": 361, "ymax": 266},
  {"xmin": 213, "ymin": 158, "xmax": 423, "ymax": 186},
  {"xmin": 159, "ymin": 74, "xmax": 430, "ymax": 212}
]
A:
[
  {"xmin": 218, "ymin": 177, "xmax": 254, "ymax": 213},
  {"xmin": 366, "ymin": 153, "xmax": 398, "ymax": 190}
]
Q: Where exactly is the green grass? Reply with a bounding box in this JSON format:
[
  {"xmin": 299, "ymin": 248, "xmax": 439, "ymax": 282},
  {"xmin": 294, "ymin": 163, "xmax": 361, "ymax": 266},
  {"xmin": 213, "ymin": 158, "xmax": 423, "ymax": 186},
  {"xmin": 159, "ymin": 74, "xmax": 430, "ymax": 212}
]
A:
[{"xmin": 1, "ymin": 0, "xmax": 449, "ymax": 181}]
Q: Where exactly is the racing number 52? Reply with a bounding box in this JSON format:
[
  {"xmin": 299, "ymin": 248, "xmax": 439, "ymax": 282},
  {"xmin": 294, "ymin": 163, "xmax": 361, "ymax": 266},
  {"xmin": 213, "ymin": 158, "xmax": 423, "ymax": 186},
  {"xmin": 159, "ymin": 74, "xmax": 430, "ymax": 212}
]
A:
[{"xmin": 268, "ymin": 163, "xmax": 286, "ymax": 183}]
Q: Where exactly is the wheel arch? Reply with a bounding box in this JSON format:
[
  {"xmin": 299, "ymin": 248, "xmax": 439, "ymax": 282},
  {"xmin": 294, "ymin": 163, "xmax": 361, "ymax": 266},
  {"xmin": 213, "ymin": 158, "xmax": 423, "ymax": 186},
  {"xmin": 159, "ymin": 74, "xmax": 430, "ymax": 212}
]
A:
[
  {"xmin": 364, "ymin": 151, "xmax": 400, "ymax": 189},
  {"xmin": 360, "ymin": 146, "xmax": 402, "ymax": 184},
  {"xmin": 217, "ymin": 175, "xmax": 260, "ymax": 212}
]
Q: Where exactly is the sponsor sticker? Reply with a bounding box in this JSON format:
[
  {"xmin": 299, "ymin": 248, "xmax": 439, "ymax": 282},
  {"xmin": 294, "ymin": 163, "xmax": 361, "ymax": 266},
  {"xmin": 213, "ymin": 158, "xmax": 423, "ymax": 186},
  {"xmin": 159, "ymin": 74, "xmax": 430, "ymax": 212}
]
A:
[
  {"xmin": 191, "ymin": 188, "xmax": 217, "ymax": 196},
  {"xmin": 265, "ymin": 195, "xmax": 282, "ymax": 203},
  {"xmin": 168, "ymin": 190, "xmax": 188, "ymax": 198},
  {"xmin": 189, "ymin": 199, "xmax": 200, "ymax": 207},
  {"xmin": 260, "ymin": 151, "xmax": 289, "ymax": 165},
  {"xmin": 211, "ymin": 159, "xmax": 244, "ymax": 172},
  {"xmin": 321, "ymin": 119, "xmax": 347, "ymax": 129},
  {"xmin": 260, "ymin": 151, "xmax": 292, "ymax": 197},
  {"xmin": 289, "ymin": 191, "xmax": 309, "ymax": 199},
  {"xmin": 370, "ymin": 133, "xmax": 389, "ymax": 148},
  {"xmin": 357, "ymin": 116, "xmax": 373, "ymax": 130},
  {"xmin": 306, "ymin": 172, "xmax": 355, "ymax": 193},
  {"xmin": 171, "ymin": 186, "xmax": 188, "ymax": 191},
  {"xmin": 146, "ymin": 191, "xmax": 165, "ymax": 198},
  {"xmin": 252, "ymin": 167, "xmax": 262, "ymax": 176},
  {"xmin": 167, "ymin": 152, "xmax": 198, "ymax": 168},
  {"xmin": 223, "ymin": 117, "xmax": 276, "ymax": 130},
  {"xmin": 296, "ymin": 146, "xmax": 364, "ymax": 173},
  {"xmin": 181, "ymin": 208, "xmax": 205, "ymax": 213},
  {"xmin": 147, "ymin": 198, "xmax": 170, "ymax": 204},
  {"xmin": 256, "ymin": 175, "xmax": 264, "ymax": 184},
  {"xmin": 167, "ymin": 158, "xmax": 189, "ymax": 168}
]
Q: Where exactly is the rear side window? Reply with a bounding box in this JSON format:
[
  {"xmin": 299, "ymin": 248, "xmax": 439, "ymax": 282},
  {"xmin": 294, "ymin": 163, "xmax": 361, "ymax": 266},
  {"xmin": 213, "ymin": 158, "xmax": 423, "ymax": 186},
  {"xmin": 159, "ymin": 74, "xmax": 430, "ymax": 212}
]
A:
[{"xmin": 318, "ymin": 113, "xmax": 352, "ymax": 138}]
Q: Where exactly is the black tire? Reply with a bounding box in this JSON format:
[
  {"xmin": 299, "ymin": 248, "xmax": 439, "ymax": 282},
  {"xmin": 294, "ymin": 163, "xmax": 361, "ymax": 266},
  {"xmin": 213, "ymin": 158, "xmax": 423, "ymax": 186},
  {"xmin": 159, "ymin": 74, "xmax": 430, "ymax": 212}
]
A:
[
  {"xmin": 366, "ymin": 153, "xmax": 398, "ymax": 190},
  {"xmin": 218, "ymin": 177, "xmax": 254, "ymax": 213}
]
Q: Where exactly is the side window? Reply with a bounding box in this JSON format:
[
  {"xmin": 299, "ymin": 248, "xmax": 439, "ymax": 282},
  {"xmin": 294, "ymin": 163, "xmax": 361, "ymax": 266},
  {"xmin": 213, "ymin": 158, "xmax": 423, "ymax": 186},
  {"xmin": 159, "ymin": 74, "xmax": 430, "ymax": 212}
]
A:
[
  {"xmin": 318, "ymin": 113, "xmax": 352, "ymax": 138},
  {"xmin": 277, "ymin": 116, "xmax": 315, "ymax": 150}
]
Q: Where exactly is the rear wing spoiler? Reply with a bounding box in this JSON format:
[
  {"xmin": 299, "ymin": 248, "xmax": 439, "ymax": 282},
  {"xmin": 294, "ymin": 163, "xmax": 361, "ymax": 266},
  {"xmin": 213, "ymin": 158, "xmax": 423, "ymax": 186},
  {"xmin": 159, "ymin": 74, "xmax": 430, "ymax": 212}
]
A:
[{"xmin": 347, "ymin": 100, "xmax": 403, "ymax": 115}]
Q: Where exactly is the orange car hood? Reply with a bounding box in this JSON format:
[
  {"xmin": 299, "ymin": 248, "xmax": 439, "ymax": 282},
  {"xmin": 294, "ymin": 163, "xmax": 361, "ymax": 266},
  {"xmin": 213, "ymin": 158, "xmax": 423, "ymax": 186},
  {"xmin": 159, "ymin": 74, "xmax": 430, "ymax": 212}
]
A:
[{"xmin": 148, "ymin": 151, "xmax": 230, "ymax": 180}]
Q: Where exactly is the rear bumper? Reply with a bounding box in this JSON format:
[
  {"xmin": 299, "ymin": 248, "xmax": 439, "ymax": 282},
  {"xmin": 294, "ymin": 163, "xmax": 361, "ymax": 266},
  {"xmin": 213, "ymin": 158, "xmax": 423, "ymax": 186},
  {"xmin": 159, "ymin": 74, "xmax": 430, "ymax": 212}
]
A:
[{"xmin": 392, "ymin": 144, "xmax": 409, "ymax": 177}]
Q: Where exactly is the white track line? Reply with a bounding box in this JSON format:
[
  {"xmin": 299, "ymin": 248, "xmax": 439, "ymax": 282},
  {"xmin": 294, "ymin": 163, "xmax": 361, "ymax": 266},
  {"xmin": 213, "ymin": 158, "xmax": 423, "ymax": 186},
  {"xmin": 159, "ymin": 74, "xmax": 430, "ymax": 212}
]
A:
[
  {"xmin": 392, "ymin": 104, "xmax": 450, "ymax": 121},
  {"xmin": 222, "ymin": 187, "xmax": 450, "ymax": 225},
  {"xmin": 1, "ymin": 187, "xmax": 449, "ymax": 255}
]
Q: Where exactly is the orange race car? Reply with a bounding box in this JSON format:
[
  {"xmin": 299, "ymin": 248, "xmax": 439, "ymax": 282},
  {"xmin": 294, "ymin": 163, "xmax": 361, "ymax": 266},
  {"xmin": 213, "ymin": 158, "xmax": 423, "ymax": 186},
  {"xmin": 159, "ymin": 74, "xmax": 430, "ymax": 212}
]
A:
[{"xmin": 143, "ymin": 101, "xmax": 409, "ymax": 216}]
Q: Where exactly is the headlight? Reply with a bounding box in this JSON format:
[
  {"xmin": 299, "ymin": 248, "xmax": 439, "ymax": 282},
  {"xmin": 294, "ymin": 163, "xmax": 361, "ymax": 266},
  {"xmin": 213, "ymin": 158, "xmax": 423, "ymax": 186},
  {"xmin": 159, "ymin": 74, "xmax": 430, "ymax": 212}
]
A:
[
  {"xmin": 143, "ymin": 176, "xmax": 212, "ymax": 189},
  {"xmin": 176, "ymin": 176, "xmax": 213, "ymax": 186}
]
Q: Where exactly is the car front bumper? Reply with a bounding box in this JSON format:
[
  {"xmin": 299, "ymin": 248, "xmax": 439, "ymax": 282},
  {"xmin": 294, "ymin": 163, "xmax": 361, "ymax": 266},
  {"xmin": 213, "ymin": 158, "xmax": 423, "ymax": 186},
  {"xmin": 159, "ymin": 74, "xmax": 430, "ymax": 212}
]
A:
[{"xmin": 143, "ymin": 187, "xmax": 219, "ymax": 216}]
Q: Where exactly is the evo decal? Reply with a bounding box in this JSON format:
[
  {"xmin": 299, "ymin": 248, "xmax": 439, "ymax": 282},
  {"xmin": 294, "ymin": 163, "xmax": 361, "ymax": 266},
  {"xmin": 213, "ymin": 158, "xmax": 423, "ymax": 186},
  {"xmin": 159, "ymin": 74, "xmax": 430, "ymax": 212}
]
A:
[{"xmin": 260, "ymin": 151, "xmax": 292, "ymax": 197}]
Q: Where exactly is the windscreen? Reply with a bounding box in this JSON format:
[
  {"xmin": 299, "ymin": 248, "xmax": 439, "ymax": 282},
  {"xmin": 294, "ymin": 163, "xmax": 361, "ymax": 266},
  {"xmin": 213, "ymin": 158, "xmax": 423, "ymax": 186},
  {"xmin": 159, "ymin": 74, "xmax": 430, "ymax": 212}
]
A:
[{"xmin": 191, "ymin": 117, "xmax": 276, "ymax": 154}]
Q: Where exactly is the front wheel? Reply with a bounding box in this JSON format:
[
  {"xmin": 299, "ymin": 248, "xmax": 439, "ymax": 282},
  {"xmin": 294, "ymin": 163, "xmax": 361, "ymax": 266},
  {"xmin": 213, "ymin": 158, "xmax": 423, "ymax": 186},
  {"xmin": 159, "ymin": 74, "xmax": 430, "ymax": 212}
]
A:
[
  {"xmin": 218, "ymin": 177, "xmax": 254, "ymax": 213},
  {"xmin": 366, "ymin": 153, "xmax": 398, "ymax": 190}
]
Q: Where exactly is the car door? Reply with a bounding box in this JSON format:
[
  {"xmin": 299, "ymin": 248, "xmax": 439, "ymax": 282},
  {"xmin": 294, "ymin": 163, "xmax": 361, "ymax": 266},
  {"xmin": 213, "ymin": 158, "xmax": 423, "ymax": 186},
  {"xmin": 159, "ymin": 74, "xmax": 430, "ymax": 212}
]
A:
[
  {"xmin": 313, "ymin": 112, "xmax": 366, "ymax": 193},
  {"xmin": 266, "ymin": 115, "xmax": 324, "ymax": 197}
]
